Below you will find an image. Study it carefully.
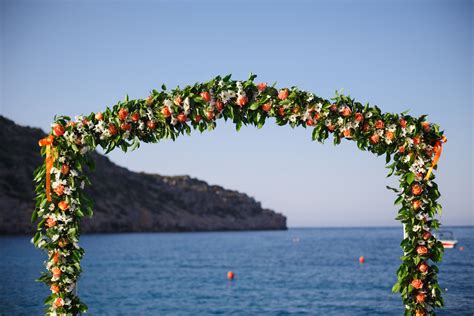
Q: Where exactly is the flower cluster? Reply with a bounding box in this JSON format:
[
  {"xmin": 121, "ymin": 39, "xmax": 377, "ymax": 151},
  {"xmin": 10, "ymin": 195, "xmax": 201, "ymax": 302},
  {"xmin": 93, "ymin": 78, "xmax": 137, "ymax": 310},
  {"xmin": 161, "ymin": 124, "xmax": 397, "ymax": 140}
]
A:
[{"xmin": 33, "ymin": 74, "xmax": 446, "ymax": 315}]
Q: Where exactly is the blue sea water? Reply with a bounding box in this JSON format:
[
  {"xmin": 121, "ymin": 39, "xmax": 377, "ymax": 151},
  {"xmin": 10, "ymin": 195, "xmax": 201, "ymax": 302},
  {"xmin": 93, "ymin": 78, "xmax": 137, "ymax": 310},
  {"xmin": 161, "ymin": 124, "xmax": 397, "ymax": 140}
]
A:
[{"xmin": 0, "ymin": 227, "xmax": 473, "ymax": 315}]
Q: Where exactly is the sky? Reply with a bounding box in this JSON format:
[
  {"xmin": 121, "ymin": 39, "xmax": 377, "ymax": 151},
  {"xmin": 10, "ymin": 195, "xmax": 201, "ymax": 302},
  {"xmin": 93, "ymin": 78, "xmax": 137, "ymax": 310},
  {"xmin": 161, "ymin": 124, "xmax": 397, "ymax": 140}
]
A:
[{"xmin": 1, "ymin": 0, "xmax": 472, "ymax": 227}]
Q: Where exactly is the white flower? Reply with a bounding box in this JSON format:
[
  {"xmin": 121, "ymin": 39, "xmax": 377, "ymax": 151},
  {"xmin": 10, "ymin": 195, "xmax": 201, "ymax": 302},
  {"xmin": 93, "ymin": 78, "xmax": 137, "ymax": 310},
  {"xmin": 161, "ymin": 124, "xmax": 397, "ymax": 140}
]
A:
[
  {"xmin": 49, "ymin": 204, "xmax": 55, "ymax": 211},
  {"xmin": 101, "ymin": 129, "xmax": 111, "ymax": 140},
  {"xmin": 51, "ymin": 234, "xmax": 59, "ymax": 242},
  {"xmin": 164, "ymin": 99, "xmax": 173, "ymax": 112},
  {"xmin": 70, "ymin": 170, "xmax": 78, "ymax": 177},
  {"xmin": 171, "ymin": 117, "xmax": 178, "ymax": 125},
  {"xmin": 418, "ymin": 240, "xmax": 426, "ymax": 245},
  {"xmin": 80, "ymin": 146, "xmax": 90, "ymax": 155},
  {"xmin": 408, "ymin": 125, "xmax": 415, "ymax": 133},
  {"xmin": 336, "ymin": 117, "xmax": 344, "ymax": 126},
  {"xmin": 388, "ymin": 124, "xmax": 397, "ymax": 132},
  {"xmin": 423, "ymin": 225, "xmax": 430, "ymax": 231},
  {"xmin": 65, "ymin": 284, "xmax": 75, "ymax": 292},
  {"xmin": 413, "ymin": 225, "xmax": 421, "ymax": 232},
  {"xmin": 315, "ymin": 102, "xmax": 323, "ymax": 112},
  {"xmin": 365, "ymin": 112, "xmax": 373, "ymax": 118},
  {"xmin": 415, "ymin": 213, "xmax": 426, "ymax": 220},
  {"xmin": 289, "ymin": 115, "xmax": 298, "ymax": 123}
]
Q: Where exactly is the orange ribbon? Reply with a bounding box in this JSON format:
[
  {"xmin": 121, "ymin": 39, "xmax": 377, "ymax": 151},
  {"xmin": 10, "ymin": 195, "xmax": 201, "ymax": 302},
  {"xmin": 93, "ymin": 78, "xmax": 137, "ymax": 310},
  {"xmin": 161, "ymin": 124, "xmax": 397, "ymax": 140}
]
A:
[
  {"xmin": 38, "ymin": 135, "xmax": 55, "ymax": 201},
  {"xmin": 424, "ymin": 136, "xmax": 447, "ymax": 180}
]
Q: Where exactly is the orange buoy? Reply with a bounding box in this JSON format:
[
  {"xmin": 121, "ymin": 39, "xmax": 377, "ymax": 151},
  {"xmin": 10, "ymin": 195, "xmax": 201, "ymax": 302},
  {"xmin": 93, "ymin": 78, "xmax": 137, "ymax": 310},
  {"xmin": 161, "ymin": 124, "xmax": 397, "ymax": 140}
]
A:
[
  {"xmin": 359, "ymin": 256, "xmax": 365, "ymax": 264},
  {"xmin": 227, "ymin": 271, "xmax": 235, "ymax": 280},
  {"xmin": 459, "ymin": 246, "xmax": 464, "ymax": 251}
]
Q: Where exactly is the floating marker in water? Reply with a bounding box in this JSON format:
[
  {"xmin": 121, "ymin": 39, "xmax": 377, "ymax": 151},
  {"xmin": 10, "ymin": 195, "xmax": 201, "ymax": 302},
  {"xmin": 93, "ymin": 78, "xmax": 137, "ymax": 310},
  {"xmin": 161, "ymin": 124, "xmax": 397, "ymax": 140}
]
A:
[
  {"xmin": 227, "ymin": 271, "xmax": 235, "ymax": 280},
  {"xmin": 459, "ymin": 246, "xmax": 464, "ymax": 251},
  {"xmin": 359, "ymin": 256, "xmax": 365, "ymax": 264}
]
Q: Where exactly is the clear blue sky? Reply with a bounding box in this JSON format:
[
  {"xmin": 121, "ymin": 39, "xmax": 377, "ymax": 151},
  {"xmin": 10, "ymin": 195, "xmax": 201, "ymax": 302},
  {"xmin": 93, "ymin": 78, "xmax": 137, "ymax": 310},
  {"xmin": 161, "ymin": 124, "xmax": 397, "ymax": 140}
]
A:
[{"xmin": 1, "ymin": 0, "xmax": 472, "ymax": 227}]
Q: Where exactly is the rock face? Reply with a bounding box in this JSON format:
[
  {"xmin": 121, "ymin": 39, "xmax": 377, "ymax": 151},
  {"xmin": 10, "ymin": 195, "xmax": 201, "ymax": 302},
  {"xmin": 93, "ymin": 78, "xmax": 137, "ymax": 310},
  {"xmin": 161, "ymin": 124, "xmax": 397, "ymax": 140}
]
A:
[{"xmin": 0, "ymin": 116, "xmax": 286, "ymax": 234}]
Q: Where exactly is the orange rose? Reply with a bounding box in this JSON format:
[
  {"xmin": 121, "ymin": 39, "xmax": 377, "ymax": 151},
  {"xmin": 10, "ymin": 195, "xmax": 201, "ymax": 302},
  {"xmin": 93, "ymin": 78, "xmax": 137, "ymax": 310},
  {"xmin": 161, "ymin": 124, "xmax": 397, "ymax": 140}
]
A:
[
  {"xmin": 370, "ymin": 134, "xmax": 379, "ymax": 144},
  {"xmin": 237, "ymin": 95, "xmax": 248, "ymax": 107},
  {"xmin": 95, "ymin": 112, "xmax": 103, "ymax": 121},
  {"xmin": 416, "ymin": 246, "xmax": 428, "ymax": 256},
  {"xmin": 411, "ymin": 184, "xmax": 423, "ymax": 196},
  {"xmin": 216, "ymin": 100, "xmax": 224, "ymax": 112},
  {"xmin": 423, "ymin": 232, "xmax": 432, "ymax": 240},
  {"xmin": 327, "ymin": 123, "xmax": 335, "ymax": 132},
  {"xmin": 66, "ymin": 121, "xmax": 75, "ymax": 128},
  {"xmin": 343, "ymin": 129, "xmax": 352, "ymax": 138},
  {"xmin": 278, "ymin": 106, "xmax": 285, "ymax": 117},
  {"xmin": 278, "ymin": 89, "xmax": 289, "ymax": 100},
  {"xmin": 46, "ymin": 217, "xmax": 56, "ymax": 228},
  {"xmin": 415, "ymin": 292, "xmax": 426, "ymax": 303},
  {"xmin": 329, "ymin": 104, "xmax": 338, "ymax": 112},
  {"xmin": 206, "ymin": 110, "xmax": 215, "ymax": 121},
  {"xmin": 306, "ymin": 119, "xmax": 314, "ymax": 126},
  {"xmin": 52, "ymin": 252, "xmax": 60, "ymax": 264},
  {"xmin": 146, "ymin": 95, "xmax": 154, "ymax": 106},
  {"xmin": 131, "ymin": 113, "xmax": 140, "ymax": 122},
  {"xmin": 411, "ymin": 279, "xmax": 423, "ymax": 289},
  {"xmin": 58, "ymin": 201, "xmax": 69, "ymax": 211},
  {"xmin": 74, "ymin": 137, "xmax": 82, "ymax": 146},
  {"xmin": 375, "ymin": 120, "xmax": 385, "ymax": 129},
  {"xmin": 54, "ymin": 184, "xmax": 64, "ymax": 197},
  {"xmin": 385, "ymin": 131, "xmax": 394, "ymax": 140},
  {"xmin": 50, "ymin": 284, "xmax": 60, "ymax": 294},
  {"xmin": 415, "ymin": 309, "xmax": 425, "ymax": 316},
  {"xmin": 61, "ymin": 164, "xmax": 69, "ymax": 175},
  {"xmin": 418, "ymin": 262, "xmax": 429, "ymax": 273},
  {"xmin": 361, "ymin": 123, "xmax": 369, "ymax": 133},
  {"xmin": 314, "ymin": 112, "xmax": 321, "ymax": 121},
  {"xmin": 54, "ymin": 297, "xmax": 64, "ymax": 308},
  {"xmin": 354, "ymin": 112, "xmax": 364, "ymax": 122},
  {"xmin": 108, "ymin": 123, "xmax": 118, "ymax": 136},
  {"xmin": 261, "ymin": 103, "xmax": 272, "ymax": 112},
  {"xmin": 146, "ymin": 120, "xmax": 156, "ymax": 130},
  {"xmin": 177, "ymin": 113, "xmax": 187, "ymax": 123},
  {"xmin": 53, "ymin": 124, "xmax": 65, "ymax": 137},
  {"xmin": 194, "ymin": 115, "xmax": 202, "ymax": 122},
  {"xmin": 400, "ymin": 118, "xmax": 407, "ymax": 128},
  {"xmin": 412, "ymin": 200, "xmax": 421, "ymax": 210},
  {"xmin": 413, "ymin": 136, "xmax": 421, "ymax": 145},
  {"xmin": 200, "ymin": 91, "xmax": 211, "ymax": 103},
  {"xmin": 256, "ymin": 82, "xmax": 267, "ymax": 91},
  {"xmin": 120, "ymin": 122, "xmax": 131, "ymax": 131},
  {"xmin": 421, "ymin": 121, "xmax": 430, "ymax": 132},
  {"xmin": 161, "ymin": 106, "xmax": 171, "ymax": 118},
  {"xmin": 340, "ymin": 106, "xmax": 352, "ymax": 117},
  {"xmin": 399, "ymin": 146, "xmax": 405, "ymax": 153},
  {"xmin": 58, "ymin": 239, "xmax": 68, "ymax": 248},
  {"xmin": 118, "ymin": 108, "xmax": 128, "ymax": 121},
  {"xmin": 291, "ymin": 106, "xmax": 300, "ymax": 114},
  {"xmin": 174, "ymin": 96, "xmax": 182, "ymax": 106},
  {"xmin": 51, "ymin": 267, "xmax": 61, "ymax": 278}
]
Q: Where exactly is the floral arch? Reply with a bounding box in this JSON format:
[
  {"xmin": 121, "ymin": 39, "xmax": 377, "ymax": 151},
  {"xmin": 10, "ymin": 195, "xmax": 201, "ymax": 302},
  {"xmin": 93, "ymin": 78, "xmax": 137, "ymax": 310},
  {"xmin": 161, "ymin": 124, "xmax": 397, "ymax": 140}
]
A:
[{"xmin": 33, "ymin": 74, "xmax": 446, "ymax": 315}]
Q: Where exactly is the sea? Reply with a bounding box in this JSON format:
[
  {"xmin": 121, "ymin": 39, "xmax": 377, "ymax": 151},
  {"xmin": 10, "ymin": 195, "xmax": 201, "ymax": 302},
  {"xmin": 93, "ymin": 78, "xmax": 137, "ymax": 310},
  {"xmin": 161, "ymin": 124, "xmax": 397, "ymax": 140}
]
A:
[{"xmin": 0, "ymin": 227, "xmax": 473, "ymax": 315}]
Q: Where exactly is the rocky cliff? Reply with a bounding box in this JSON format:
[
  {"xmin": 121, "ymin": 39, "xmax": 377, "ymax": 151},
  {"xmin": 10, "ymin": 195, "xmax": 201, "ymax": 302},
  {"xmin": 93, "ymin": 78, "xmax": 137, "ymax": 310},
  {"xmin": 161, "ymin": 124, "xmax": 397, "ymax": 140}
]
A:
[{"xmin": 0, "ymin": 116, "xmax": 286, "ymax": 234}]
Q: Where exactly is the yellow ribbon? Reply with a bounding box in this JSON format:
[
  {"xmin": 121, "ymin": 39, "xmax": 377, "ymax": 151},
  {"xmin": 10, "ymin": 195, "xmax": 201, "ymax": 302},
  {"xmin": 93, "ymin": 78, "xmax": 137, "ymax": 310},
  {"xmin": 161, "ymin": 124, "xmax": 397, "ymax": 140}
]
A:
[
  {"xmin": 424, "ymin": 136, "xmax": 447, "ymax": 180},
  {"xmin": 38, "ymin": 135, "xmax": 55, "ymax": 202}
]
